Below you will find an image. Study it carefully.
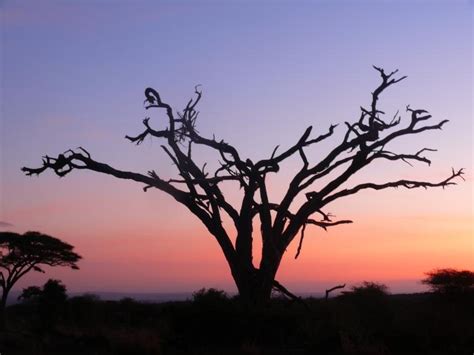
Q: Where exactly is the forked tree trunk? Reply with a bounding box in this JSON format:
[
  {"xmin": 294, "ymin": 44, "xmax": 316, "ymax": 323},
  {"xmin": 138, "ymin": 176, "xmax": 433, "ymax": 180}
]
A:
[{"xmin": 230, "ymin": 246, "xmax": 283, "ymax": 306}]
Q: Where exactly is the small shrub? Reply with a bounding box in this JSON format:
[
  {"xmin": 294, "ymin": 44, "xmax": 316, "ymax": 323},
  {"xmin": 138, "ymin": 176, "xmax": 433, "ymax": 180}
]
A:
[
  {"xmin": 336, "ymin": 281, "xmax": 392, "ymax": 350},
  {"xmin": 349, "ymin": 281, "xmax": 389, "ymax": 297},
  {"xmin": 192, "ymin": 288, "xmax": 229, "ymax": 305},
  {"xmin": 18, "ymin": 286, "xmax": 42, "ymax": 303}
]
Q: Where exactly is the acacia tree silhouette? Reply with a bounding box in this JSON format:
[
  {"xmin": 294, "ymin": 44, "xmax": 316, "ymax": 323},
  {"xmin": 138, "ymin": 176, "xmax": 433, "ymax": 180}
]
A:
[
  {"xmin": 22, "ymin": 67, "xmax": 464, "ymax": 305},
  {"xmin": 0, "ymin": 231, "xmax": 81, "ymax": 328}
]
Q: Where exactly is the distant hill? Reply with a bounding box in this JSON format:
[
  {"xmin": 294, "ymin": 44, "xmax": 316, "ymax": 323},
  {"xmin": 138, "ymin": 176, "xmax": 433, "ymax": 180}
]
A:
[
  {"xmin": 7, "ymin": 290, "xmax": 327, "ymax": 305},
  {"xmin": 7, "ymin": 291, "xmax": 193, "ymax": 305}
]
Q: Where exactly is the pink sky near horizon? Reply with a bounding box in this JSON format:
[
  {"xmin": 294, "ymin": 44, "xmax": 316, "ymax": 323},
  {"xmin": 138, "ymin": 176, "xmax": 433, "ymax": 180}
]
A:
[
  {"xmin": 1, "ymin": 0, "xmax": 473, "ymax": 295},
  {"xmin": 4, "ymin": 165, "xmax": 473, "ymax": 294}
]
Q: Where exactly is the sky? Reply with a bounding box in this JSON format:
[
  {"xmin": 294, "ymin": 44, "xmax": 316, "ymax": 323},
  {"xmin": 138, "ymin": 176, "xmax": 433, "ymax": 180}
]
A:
[{"xmin": 1, "ymin": 0, "xmax": 473, "ymax": 295}]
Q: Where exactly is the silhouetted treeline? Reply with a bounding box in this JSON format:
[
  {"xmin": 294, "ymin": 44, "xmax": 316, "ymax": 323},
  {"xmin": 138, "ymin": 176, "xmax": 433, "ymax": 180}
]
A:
[{"xmin": 2, "ymin": 285, "xmax": 473, "ymax": 355}]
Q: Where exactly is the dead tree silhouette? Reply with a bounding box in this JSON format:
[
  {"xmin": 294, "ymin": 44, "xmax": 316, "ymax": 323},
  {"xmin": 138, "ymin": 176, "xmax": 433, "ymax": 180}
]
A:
[{"xmin": 22, "ymin": 67, "xmax": 464, "ymax": 305}]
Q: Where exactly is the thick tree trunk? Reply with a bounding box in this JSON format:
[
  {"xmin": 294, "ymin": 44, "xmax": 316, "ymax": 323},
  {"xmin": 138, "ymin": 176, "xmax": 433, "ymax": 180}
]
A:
[
  {"xmin": 231, "ymin": 251, "xmax": 283, "ymax": 307},
  {"xmin": 234, "ymin": 271, "xmax": 275, "ymax": 306}
]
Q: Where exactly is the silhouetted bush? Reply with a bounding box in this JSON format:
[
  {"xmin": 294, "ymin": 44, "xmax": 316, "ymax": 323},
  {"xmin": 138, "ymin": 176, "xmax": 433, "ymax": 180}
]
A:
[
  {"xmin": 422, "ymin": 268, "xmax": 474, "ymax": 295},
  {"xmin": 335, "ymin": 282, "xmax": 392, "ymax": 353},
  {"xmin": 192, "ymin": 288, "xmax": 229, "ymax": 308},
  {"xmin": 18, "ymin": 285, "xmax": 42, "ymax": 303},
  {"xmin": 39, "ymin": 279, "xmax": 67, "ymax": 330},
  {"xmin": 17, "ymin": 279, "xmax": 67, "ymax": 332},
  {"xmin": 41, "ymin": 279, "xmax": 67, "ymax": 302},
  {"xmin": 349, "ymin": 281, "xmax": 389, "ymax": 296},
  {"xmin": 4, "ymin": 279, "xmax": 474, "ymax": 355}
]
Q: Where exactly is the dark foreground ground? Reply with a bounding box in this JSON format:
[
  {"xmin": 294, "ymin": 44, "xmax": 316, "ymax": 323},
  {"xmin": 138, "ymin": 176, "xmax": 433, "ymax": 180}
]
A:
[{"xmin": 1, "ymin": 290, "xmax": 473, "ymax": 355}]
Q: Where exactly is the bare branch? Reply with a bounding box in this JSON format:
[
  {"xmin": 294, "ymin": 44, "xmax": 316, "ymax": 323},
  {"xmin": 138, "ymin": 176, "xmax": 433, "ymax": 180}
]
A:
[
  {"xmin": 254, "ymin": 124, "xmax": 338, "ymax": 173},
  {"xmin": 125, "ymin": 118, "xmax": 170, "ymax": 145},
  {"xmin": 272, "ymin": 279, "xmax": 309, "ymax": 309},
  {"xmin": 371, "ymin": 147, "xmax": 437, "ymax": 166},
  {"xmin": 325, "ymin": 284, "xmax": 345, "ymax": 300},
  {"xmin": 23, "ymin": 150, "xmax": 197, "ymax": 203},
  {"xmin": 294, "ymin": 223, "xmax": 306, "ymax": 259},
  {"xmin": 324, "ymin": 168, "xmax": 465, "ymax": 205}
]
